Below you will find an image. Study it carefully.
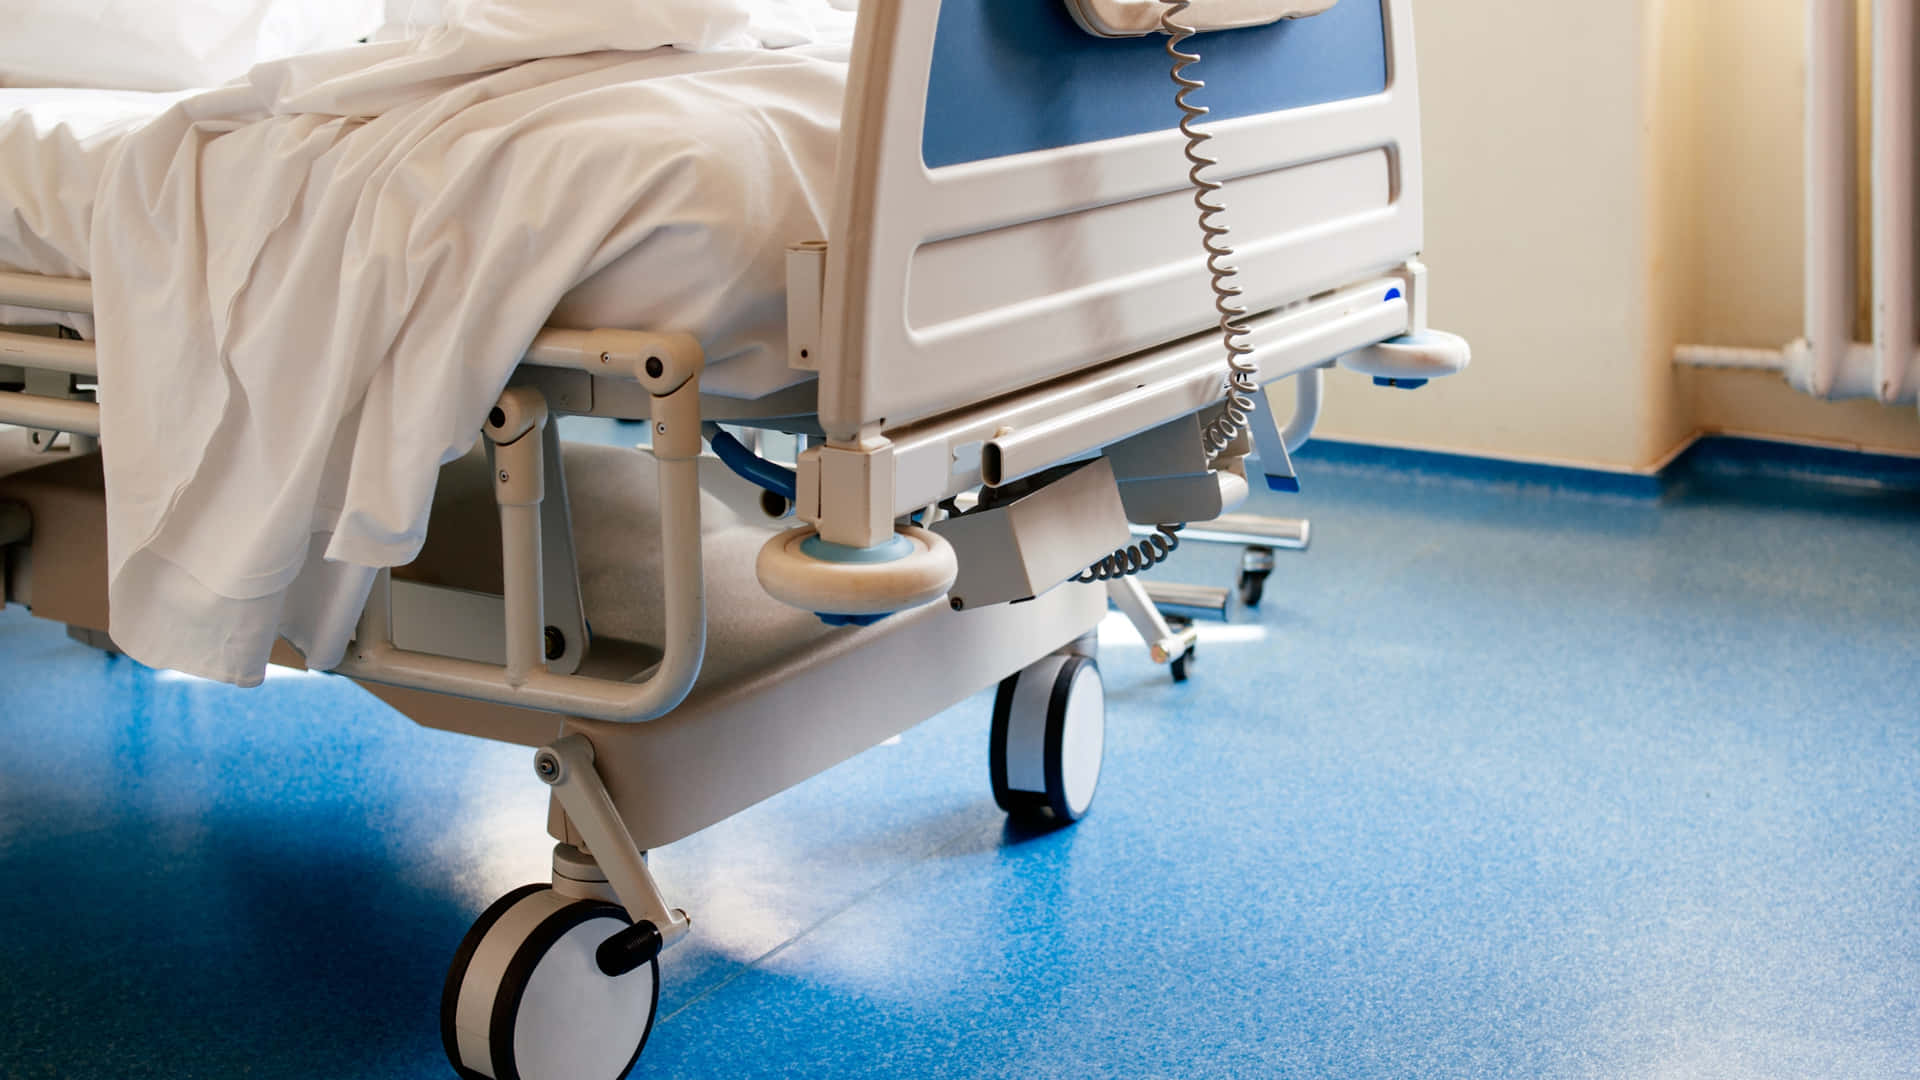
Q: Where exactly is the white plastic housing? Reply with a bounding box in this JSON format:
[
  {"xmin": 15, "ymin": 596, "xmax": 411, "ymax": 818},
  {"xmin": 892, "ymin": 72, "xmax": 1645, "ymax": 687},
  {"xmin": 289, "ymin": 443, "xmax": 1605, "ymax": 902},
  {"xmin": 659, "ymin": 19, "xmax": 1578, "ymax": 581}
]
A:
[{"xmin": 1063, "ymin": 0, "xmax": 1338, "ymax": 38}]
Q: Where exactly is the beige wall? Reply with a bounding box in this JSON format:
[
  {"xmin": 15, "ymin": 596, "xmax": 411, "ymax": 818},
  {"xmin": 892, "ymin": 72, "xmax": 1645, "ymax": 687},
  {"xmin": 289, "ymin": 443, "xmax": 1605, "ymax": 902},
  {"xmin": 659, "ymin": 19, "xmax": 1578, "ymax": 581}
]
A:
[{"xmin": 1310, "ymin": 0, "xmax": 1920, "ymax": 471}]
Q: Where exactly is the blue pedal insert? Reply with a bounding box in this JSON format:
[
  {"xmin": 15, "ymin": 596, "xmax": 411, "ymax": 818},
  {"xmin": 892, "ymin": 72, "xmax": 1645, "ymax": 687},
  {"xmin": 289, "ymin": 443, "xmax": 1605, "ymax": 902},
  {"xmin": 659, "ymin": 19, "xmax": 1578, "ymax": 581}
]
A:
[
  {"xmin": 817, "ymin": 612, "xmax": 888, "ymax": 628},
  {"xmin": 1374, "ymin": 377, "xmax": 1429, "ymax": 390}
]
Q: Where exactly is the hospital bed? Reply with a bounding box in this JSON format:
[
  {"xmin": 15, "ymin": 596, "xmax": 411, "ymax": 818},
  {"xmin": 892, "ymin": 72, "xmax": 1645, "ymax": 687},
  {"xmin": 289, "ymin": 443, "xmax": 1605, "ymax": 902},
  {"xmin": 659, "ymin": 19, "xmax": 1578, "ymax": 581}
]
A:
[{"xmin": 0, "ymin": 1, "xmax": 1467, "ymax": 1076}]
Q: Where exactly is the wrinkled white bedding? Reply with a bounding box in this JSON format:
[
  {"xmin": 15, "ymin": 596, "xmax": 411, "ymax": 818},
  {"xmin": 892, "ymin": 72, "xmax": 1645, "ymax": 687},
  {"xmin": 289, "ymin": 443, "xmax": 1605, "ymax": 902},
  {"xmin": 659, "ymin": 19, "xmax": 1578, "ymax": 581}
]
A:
[
  {"xmin": 2, "ymin": 0, "xmax": 854, "ymax": 684},
  {"xmin": 0, "ymin": 0, "xmax": 385, "ymax": 92}
]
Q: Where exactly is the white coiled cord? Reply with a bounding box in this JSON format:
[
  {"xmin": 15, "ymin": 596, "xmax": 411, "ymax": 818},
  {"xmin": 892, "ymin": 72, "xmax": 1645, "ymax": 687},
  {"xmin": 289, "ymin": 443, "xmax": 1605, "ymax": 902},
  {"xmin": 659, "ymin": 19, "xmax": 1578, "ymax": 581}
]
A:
[
  {"xmin": 1164, "ymin": 0, "xmax": 1260, "ymax": 461},
  {"xmin": 1075, "ymin": 1, "xmax": 1251, "ymax": 585}
]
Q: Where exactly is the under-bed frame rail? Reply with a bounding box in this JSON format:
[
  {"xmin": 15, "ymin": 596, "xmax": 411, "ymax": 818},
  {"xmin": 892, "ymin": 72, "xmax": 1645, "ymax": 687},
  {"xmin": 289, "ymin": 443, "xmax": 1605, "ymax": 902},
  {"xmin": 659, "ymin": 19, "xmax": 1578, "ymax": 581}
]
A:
[
  {"xmin": 0, "ymin": 271, "xmax": 695, "ymax": 433},
  {"xmin": 0, "ymin": 269, "xmax": 726, "ymax": 725}
]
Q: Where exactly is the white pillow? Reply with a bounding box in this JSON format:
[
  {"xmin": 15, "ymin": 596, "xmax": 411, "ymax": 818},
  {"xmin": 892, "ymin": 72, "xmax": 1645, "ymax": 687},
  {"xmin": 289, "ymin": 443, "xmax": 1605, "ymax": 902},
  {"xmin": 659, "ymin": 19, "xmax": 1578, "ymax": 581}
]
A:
[
  {"xmin": 371, "ymin": 0, "xmax": 447, "ymax": 41},
  {"xmin": 0, "ymin": 0, "xmax": 387, "ymax": 91}
]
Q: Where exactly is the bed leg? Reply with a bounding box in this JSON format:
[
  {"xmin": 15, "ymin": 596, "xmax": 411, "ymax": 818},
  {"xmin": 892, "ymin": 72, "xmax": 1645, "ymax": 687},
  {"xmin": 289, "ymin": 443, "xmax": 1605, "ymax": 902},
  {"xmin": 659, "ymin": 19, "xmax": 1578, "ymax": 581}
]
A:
[
  {"xmin": 484, "ymin": 388, "xmax": 551, "ymax": 687},
  {"xmin": 535, "ymin": 734, "xmax": 691, "ymax": 971}
]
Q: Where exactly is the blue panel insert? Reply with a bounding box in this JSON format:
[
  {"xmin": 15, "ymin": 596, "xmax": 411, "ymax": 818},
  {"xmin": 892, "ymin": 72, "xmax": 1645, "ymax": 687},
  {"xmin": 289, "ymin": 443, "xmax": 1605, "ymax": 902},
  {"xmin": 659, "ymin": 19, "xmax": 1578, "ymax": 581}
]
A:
[
  {"xmin": 800, "ymin": 534, "xmax": 917, "ymax": 564},
  {"xmin": 816, "ymin": 612, "xmax": 889, "ymax": 628},
  {"xmin": 923, "ymin": 0, "xmax": 1389, "ymax": 169}
]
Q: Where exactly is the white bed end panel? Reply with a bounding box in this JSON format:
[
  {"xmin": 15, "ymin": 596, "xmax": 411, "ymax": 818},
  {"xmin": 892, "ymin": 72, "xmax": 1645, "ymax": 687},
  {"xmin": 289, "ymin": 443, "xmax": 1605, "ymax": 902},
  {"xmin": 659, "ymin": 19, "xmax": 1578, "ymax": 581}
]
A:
[{"xmin": 819, "ymin": 0, "xmax": 1424, "ymax": 440}]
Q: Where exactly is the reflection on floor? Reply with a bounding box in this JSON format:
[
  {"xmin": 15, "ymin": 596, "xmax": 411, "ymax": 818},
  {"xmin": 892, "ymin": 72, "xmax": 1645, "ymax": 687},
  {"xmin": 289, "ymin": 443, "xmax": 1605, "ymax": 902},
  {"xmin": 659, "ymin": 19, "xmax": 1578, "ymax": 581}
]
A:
[{"xmin": 3, "ymin": 445, "xmax": 1918, "ymax": 1079}]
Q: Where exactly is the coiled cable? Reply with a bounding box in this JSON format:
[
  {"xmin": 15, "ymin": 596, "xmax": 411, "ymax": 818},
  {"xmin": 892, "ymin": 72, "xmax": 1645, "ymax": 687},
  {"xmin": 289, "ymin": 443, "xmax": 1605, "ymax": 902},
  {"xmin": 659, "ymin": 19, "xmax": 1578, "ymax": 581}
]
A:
[
  {"xmin": 1075, "ymin": 2, "xmax": 1251, "ymax": 584},
  {"xmin": 1164, "ymin": 0, "xmax": 1260, "ymax": 461},
  {"xmin": 1075, "ymin": 523, "xmax": 1184, "ymax": 583}
]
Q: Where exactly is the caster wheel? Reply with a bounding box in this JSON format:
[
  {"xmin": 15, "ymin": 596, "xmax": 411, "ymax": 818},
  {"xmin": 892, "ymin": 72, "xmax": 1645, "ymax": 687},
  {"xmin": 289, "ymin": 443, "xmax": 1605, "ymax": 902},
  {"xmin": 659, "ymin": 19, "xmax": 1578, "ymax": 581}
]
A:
[
  {"xmin": 1238, "ymin": 545, "xmax": 1275, "ymax": 608},
  {"xmin": 442, "ymin": 885, "xmax": 659, "ymax": 1080},
  {"xmin": 1170, "ymin": 646, "xmax": 1194, "ymax": 683},
  {"xmin": 990, "ymin": 652, "xmax": 1105, "ymax": 823},
  {"xmin": 1237, "ymin": 571, "xmax": 1267, "ymax": 608}
]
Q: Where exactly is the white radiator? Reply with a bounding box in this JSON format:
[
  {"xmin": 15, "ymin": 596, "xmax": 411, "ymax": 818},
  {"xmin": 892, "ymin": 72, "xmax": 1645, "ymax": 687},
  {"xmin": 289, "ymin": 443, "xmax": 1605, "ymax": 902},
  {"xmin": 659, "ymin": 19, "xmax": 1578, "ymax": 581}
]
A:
[{"xmin": 1677, "ymin": 0, "xmax": 1920, "ymax": 415}]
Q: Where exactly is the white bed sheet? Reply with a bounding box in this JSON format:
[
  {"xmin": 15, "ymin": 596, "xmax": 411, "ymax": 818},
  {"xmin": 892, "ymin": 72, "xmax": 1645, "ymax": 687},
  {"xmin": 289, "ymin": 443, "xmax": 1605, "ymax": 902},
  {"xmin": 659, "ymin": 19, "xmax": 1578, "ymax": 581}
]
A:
[
  {"xmin": 0, "ymin": 51, "xmax": 843, "ymax": 401},
  {"xmin": 2, "ymin": 10, "xmax": 853, "ymax": 687}
]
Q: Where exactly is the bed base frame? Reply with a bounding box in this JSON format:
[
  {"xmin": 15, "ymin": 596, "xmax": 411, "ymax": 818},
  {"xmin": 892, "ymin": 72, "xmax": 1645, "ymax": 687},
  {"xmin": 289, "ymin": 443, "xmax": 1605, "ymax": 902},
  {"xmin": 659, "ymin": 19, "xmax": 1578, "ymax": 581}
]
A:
[
  {"xmin": 0, "ymin": 3, "xmax": 1450, "ymax": 1062},
  {"xmin": 0, "ymin": 258, "xmax": 1420, "ymax": 719}
]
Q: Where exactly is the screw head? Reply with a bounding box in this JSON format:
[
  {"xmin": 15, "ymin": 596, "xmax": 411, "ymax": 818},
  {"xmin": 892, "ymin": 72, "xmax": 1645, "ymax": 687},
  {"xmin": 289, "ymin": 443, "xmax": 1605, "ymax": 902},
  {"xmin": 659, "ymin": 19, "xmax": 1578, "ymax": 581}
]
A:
[
  {"xmin": 599, "ymin": 351, "xmax": 612, "ymax": 364},
  {"xmin": 498, "ymin": 469, "xmax": 510, "ymax": 482},
  {"xmin": 949, "ymin": 597, "xmax": 964, "ymax": 612},
  {"xmin": 534, "ymin": 752, "xmax": 561, "ymax": 783},
  {"xmin": 645, "ymin": 355, "xmax": 665, "ymax": 379},
  {"xmin": 655, "ymin": 422, "xmax": 668, "ymax": 435}
]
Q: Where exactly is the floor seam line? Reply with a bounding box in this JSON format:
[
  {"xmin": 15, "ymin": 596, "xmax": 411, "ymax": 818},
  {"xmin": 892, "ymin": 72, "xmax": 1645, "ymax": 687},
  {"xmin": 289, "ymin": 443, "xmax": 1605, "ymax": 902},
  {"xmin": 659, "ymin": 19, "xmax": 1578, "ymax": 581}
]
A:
[{"xmin": 656, "ymin": 819, "xmax": 997, "ymax": 1026}]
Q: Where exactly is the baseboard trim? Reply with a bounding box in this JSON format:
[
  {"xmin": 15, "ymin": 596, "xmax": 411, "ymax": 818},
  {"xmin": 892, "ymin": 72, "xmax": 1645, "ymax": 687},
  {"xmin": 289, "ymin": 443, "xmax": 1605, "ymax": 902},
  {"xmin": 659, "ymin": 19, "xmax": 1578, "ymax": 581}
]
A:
[
  {"xmin": 1292, "ymin": 434, "xmax": 1920, "ymax": 498},
  {"xmin": 1292, "ymin": 439, "xmax": 1665, "ymax": 497}
]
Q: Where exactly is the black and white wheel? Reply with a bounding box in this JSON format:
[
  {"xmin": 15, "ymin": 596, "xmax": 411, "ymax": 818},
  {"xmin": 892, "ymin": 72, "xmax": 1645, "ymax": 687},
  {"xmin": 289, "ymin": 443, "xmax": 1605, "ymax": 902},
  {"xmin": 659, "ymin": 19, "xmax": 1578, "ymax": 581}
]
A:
[
  {"xmin": 1169, "ymin": 646, "xmax": 1194, "ymax": 683},
  {"xmin": 1238, "ymin": 545, "xmax": 1275, "ymax": 608},
  {"xmin": 990, "ymin": 653, "xmax": 1106, "ymax": 823},
  {"xmin": 1237, "ymin": 571, "xmax": 1267, "ymax": 608},
  {"xmin": 442, "ymin": 885, "xmax": 660, "ymax": 1080}
]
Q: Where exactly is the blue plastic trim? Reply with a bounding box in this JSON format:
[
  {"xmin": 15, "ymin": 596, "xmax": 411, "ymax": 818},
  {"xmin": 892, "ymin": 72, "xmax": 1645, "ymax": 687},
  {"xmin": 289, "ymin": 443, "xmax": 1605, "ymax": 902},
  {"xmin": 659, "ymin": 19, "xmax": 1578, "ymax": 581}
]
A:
[
  {"xmin": 1670, "ymin": 436, "xmax": 1920, "ymax": 496},
  {"xmin": 800, "ymin": 534, "xmax": 917, "ymax": 564},
  {"xmin": 1298, "ymin": 435, "xmax": 1920, "ymax": 501},
  {"xmin": 1384, "ymin": 287, "xmax": 1403, "ymax": 302},
  {"xmin": 1293, "ymin": 439, "xmax": 1667, "ymax": 500},
  {"xmin": 708, "ymin": 429, "xmax": 797, "ymax": 502},
  {"xmin": 816, "ymin": 612, "xmax": 889, "ymax": 628},
  {"xmin": 1373, "ymin": 376, "xmax": 1429, "ymax": 390},
  {"xmin": 1266, "ymin": 475, "xmax": 1302, "ymax": 494},
  {"xmin": 922, "ymin": 0, "xmax": 1389, "ymax": 169}
]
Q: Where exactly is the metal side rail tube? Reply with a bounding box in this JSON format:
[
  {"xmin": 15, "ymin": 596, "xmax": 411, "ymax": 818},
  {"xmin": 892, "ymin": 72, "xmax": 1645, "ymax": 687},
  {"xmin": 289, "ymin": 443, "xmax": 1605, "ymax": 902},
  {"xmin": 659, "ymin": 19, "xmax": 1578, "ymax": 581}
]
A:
[
  {"xmin": 1169, "ymin": 513, "xmax": 1311, "ymax": 549},
  {"xmin": 333, "ymin": 361, "xmax": 709, "ymax": 723},
  {"xmin": 0, "ymin": 271, "xmax": 93, "ymax": 313},
  {"xmin": 981, "ymin": 288, "xmax": 1407, "ymax": 486},
  {"xmin": 0, "ymin": 393, "xmax": 101, "ymax": 436},
  {"xmin": 884, "ymin": 276, "xmax": 1409, "ymax": 511},
  {"xmin": 0, "ymin": 329, "xmax": 97, "ymax": 376}
]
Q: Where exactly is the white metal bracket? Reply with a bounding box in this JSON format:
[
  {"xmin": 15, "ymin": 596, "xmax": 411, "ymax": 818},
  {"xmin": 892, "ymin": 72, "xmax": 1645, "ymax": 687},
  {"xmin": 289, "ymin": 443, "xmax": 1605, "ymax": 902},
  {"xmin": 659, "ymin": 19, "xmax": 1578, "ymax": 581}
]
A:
[
  {"xmin": 786, "ymin": 241, "xmax": 827, "ymax": 373},
  {"xmin": 535, "ymin": 734, "xmax": 691, "ymax": 974},
  {"xmin": 799, "ymin": 433, "xmax": 898, "ymax": 548},
  {"xmin": 1107, "ymin": 576, "xmax": 1196, "ymax": 665}
]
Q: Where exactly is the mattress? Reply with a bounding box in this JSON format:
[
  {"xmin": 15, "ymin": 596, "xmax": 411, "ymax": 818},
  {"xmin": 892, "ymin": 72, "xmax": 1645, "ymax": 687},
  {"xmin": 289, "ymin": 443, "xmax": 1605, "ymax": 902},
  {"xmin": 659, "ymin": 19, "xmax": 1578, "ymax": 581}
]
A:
[{"xmin": 0, "ymin": 44, "xmax": 847, "ymax": 399}]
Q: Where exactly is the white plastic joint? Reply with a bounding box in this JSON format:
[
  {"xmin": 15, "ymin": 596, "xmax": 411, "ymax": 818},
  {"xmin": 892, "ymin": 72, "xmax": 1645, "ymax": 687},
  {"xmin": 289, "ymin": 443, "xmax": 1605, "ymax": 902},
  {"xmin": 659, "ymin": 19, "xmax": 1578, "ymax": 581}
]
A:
[
  {"xmin": 583, "ymin": 328, "xmax": 703, "ymax": 396},
  {"xmin": 486, "ymin": 388, "xmax": 549, "ymax": 507},
  {"xmin": 803, "ymin": 435, "xmax": 897, "ymax": 549}
]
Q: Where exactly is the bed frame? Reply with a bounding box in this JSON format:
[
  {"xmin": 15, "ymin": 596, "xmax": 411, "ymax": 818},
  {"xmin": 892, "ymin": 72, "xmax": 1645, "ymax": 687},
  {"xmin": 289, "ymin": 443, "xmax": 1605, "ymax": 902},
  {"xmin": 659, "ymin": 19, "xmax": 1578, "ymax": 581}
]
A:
[
  {"xmin": 2, "ymin": 0, "xmax": 1432, "ymax": 708},
  {"xmin": 0, "ymin": 1, "xmax": 1448, "ymax": 1073}
]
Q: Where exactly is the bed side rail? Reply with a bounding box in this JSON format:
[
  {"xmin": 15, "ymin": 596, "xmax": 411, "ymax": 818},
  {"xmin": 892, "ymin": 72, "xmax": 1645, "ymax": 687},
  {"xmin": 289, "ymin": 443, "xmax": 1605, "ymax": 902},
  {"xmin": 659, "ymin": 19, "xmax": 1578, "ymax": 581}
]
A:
[
  {"xmin": 0, "ymin": 271, "xmax": 690, "ymax": 436},
  {"xmin": 814, "ymin": 0, "xmax": 1423, "ymax": 441}
]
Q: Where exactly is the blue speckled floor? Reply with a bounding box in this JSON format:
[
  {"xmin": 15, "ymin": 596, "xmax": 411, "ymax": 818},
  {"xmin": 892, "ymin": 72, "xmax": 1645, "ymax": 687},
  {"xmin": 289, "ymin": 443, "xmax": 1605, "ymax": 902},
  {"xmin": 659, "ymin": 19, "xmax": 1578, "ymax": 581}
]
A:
[{"xmin": 3, "ymin": 449, "xmax": 1919, "ymax": 1079}]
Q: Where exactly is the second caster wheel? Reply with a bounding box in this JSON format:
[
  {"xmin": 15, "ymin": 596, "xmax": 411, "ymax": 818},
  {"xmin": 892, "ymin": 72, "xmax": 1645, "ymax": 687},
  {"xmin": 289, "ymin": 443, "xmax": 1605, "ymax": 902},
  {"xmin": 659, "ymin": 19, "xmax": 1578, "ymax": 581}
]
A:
[
  {"xmin": 442, "ymin": 885, "xmax": 660, "ymax": 1080},
  {"xmin": 1238, "ymin": 544, "xmax": 1276, "ymax": 608},
  {"xmin": 990, "ymin": 652, "xmax": 1105, "ymax": 823},
  {"xmin": 1169, "ymin": 644, "xmax": 1195, "ymax": 683}
]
